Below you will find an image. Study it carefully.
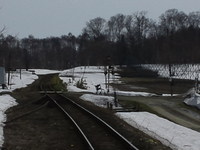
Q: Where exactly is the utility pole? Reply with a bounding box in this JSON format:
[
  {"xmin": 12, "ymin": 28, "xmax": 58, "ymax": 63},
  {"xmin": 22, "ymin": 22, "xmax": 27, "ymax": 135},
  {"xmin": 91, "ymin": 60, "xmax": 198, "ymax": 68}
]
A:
[
  {"xmin": 169, "ymin": 64, "xmax": 174, "ymax": 96},
  {"xmin": 104, "ymin": 66, "xmax": 107, "ymax": 89},
  {"xmin": 106, "ymin": 56, "xmax": 111, "ymax": 93},
  {"xmin": 20, "ymin": 69, "xmax": 22, "ymax": 80},
  {"xmin": 7, "ymin": 53, "xmax": 11, "ymax": 86},
  {"xmin": 107, "ymin": 67, "xmax": 110, "ymax": 93}
]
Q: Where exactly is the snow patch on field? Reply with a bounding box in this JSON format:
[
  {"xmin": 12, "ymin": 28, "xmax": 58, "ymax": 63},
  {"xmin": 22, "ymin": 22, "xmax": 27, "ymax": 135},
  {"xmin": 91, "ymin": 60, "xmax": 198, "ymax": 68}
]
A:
[
  {"xmin": 184, "ymin": 89, "xmax": 200, "ymax": 109},
  {"xmin": 0, "ymin": 69, "xmax": 62, "ymax": 93},
  {"xmin": 60, "ymin": 66, "xmax": 155, "ymax": 97},
  {"xmin": 80, "ymin": 94, "xmax": 116, "ymax": 108},
  {"xmin": 116, "ymin": 112, "xmax": 200, "ymax": 150},
  {"xmin": 33, "ymin": 69, "xmax": 61, "ymax": 75},
  {"xmin": 116, "ymin": 91, "xmax": 156, "ymax": 97},
  {"xmin": 0, "ymin": 95, "xmax": 17, "ymax": 147},
  {"xmin": 0, "ymin": 70, "xmax": 38, "ymax": 92},
  {"xmin": 60, "ymin": 66, "xmax": 116, "ymax": 93}
]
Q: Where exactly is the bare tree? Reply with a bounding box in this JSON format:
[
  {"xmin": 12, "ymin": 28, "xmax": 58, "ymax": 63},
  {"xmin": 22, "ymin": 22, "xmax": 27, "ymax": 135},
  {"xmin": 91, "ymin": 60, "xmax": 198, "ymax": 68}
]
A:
[
  {"xmin": 132, "ymin": 11, "xmax": 150, "ymax": 44},
  {"xmin": 83, "ymin": 17, "xmax": 106, "ymax": 40},
  {"xmin": 106, "ymin": 14, "xmax": 126, "ymax": 42},
  {"xmin": 106, "ymin": 17, "xmax": 115, "ymax": 41},
  {"xmin": 124, "ymin": 15, "xmax": 133, "ymax": 36},
  {"xmin": 188, "ymin": 11, "xmax": 200, "ymax": 28},
  {"xmin": 0, "ymin": 26, "xmax": 5, "ymax": 35},
  {"xmin": 148, "ymin": 19, "xmax": 159, "ymax": 39},
  {"xmin": 159, "ymin": 9, "xmax": 188, "ymax": 36},
  {"xmin": 5, "ymin": 35, "xmax": 18, "ymax": 48}
]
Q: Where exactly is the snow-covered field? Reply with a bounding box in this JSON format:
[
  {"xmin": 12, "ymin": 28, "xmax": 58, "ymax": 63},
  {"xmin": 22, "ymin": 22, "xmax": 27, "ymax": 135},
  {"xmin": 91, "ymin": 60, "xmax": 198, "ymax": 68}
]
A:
[
  {"xmin": 0, "ymin": 66, "xmax": 200, "ymax": 149},
  {"xmin": 31, "ymin": 69, "xmax": 61, "ymax": 75},
  {"xmin": 0, "ymin": 70, "xmax": 37, "ymax": 93},
  {"xmin": 60, "ymin": 66, "xmax": 113, "ymax": 93},
  {"xmin": 117, "ymin": 112, "xmax": 200, "ymax": 150},
  {"xmin": 60, "ymin": 66, "xmax": 153, "ymax": 96},
  {"xmin": 80, "ymin": 94, "xmax": 118, "ymax": 108}
]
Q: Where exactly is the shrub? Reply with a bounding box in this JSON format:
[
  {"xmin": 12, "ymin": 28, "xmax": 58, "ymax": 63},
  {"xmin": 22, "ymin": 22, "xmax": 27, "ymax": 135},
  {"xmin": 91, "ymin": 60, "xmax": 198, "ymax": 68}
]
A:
[{"xmin": 76, "ymin": 78, "xmax": 87, "ymax": 89}]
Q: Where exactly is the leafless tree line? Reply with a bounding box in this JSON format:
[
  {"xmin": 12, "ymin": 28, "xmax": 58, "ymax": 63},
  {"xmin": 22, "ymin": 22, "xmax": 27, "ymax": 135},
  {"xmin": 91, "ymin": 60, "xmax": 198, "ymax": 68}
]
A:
[{"xmin": 1, "ymin": 9, "xmax": 200, "ymax": 69}]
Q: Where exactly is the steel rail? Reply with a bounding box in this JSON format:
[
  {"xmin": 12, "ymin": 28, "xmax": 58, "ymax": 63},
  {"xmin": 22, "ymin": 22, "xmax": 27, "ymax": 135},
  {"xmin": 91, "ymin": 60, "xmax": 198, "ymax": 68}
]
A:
[
  {"xmin": 58, "ymin": 94, "xmax": 139, "ymax": 150},
  {"xmin": 46, "ymin": 94, "xmax": 94, "ymax": 150},
  {"xmin": 5, "ymin": 101, "xmax": 49, "ymax": 124},
  {"xmin": 6, "ymin": 95, "xmax": 47, "ymax": 114}
]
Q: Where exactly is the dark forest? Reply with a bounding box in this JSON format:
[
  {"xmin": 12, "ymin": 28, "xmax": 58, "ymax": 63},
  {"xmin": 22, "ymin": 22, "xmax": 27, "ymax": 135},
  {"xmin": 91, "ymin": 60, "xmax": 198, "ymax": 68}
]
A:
[{"xmin": 1, "ymin": 9, "xmax": 200, "ymax": 70}]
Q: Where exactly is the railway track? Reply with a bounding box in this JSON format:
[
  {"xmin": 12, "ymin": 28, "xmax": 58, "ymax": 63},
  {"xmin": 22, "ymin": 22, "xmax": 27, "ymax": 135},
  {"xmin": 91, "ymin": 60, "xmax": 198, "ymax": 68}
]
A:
[
  {"xmin": 46, "ymin": 93, "xmax": 139, "ymax": 150},
  {"xmin": 3, "ymin": 74, "xmax": 170, "ymax": 150},
  {"xmin": 38, "ymin": 79, "xmax": 139, "ymax": 149},
  {"xmin": 5, "ymin": 77, "xmax": 138, "ymax": 149}
]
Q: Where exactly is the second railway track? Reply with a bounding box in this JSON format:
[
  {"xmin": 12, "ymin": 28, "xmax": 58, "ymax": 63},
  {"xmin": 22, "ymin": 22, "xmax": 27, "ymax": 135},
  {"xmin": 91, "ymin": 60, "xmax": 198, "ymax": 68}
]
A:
[{"xmin": 46, "ymin": 93, "xmax": 139, "ymax": 150}]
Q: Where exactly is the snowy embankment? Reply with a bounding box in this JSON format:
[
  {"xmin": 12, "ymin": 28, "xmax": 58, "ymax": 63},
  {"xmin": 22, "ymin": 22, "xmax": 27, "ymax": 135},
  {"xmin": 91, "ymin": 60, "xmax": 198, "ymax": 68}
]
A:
[
  {"xmin": 80, "ymin": 94, "xmax": 117, "ymax": 108},
  {"xmin": 0, "ymin": 70, "xmax": 38, "ymax": 92},
  {"xmin": 116, "ymin": 91, "xmax": 156, "ymax": 97},
  {"xmin": 0, "ymin": 95, "xmax": 17, "ymax": 147},
  {"xmin": 32, "ymin": 69, "xmax": 61, "ymax": 75},
  {"xmin": 1, "ymin": 69, "xmax": 61, "ymax": 93},
  {"xmin": 117, "ymin": 112, "xmax": 200, "ymax": 150},
  {"xmin": 184, "ymin": 88, "xmax": 200, "ymax": 109}
]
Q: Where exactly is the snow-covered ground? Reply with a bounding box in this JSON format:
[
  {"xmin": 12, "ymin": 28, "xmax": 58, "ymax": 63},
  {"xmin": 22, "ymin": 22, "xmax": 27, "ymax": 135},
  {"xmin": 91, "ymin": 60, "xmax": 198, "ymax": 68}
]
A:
[
  {"xmin": 117, "ymin": 112, "xmax": 200, "ymax": 150},
  {"xmin": 31, "ymin": 69, "xmax": 61, "ymax": 75},
  {"xmin": 0, "ymin": 66, "xmax": 200, "ymax": 149},
  {"xmin": 184, "ymin": 88, "xmax": 200, "ymax": 109},
  {"xmin": 116, "ymin": 91, "xmax": 156, "ymax": 97},
  {"xmin": 0, "ymin": 70, "xmax": 37, "ymax": 93},
  {"xmin": 0, "ymin": 95, "xmax": 17, "ymax": 147},
  {"xmin": 60, "ymin": 66, "xmax": 156, "ymax": 96},
  {"xmin": 80, "ymin": 94, "xmax": 121, "ymax": 108},
  {"xmin": 60, "ymin": 66, "xmax": 111, "ymax": 93},
  {"xmin": 59, "ymin": 66, "xmax": 180, "ymax": 97}
]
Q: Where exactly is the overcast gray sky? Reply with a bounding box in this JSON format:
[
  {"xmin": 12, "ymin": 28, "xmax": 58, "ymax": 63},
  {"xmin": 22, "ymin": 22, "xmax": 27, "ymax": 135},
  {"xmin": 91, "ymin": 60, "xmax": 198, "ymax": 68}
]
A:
[{"xmin": 0, "ymin": 0, "xmax": 200, "ymax": 38}]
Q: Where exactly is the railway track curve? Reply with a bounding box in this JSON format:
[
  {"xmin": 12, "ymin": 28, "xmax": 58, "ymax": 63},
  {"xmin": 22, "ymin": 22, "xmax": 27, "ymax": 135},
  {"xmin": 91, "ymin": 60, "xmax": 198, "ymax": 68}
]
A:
[{"xmin": 46, "ymin": 93, "xmax": 139, "ymax": 150}]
